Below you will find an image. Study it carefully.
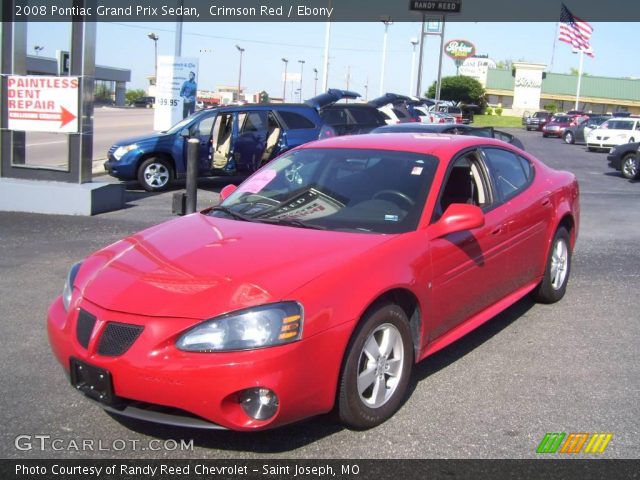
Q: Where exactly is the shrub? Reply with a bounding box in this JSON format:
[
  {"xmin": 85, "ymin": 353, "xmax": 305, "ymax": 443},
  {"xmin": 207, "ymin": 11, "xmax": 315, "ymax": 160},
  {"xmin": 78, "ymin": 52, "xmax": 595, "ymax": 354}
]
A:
[
  {"xmin": 495, "ymin": 107, "xmax": 503, "ymax": 116},
  {"xmin": 485, "ymin": 107, "xmax": 493, "ymax": 116}
]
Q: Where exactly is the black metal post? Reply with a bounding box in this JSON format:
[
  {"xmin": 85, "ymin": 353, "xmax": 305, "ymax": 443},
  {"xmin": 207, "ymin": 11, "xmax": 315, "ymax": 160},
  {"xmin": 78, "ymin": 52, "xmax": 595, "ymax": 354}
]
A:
[{"xmin": 185, "ymin": 138, "xmax": 199, "ymax": 214}]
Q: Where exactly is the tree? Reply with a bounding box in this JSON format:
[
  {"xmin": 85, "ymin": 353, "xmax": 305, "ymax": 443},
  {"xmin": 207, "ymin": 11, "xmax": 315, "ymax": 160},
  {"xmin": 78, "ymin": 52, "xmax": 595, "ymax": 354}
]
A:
[
  {"xmin": 569, "ymin": 67, "xmax": 589, "ymax": 76},
  {"xmin": 259, "ymin": 90, "xmax": 269, "ymax": 103},
  {"xmin": 426, "ymin": 76, "xmax": 486, "ymax": 107},
  {"xmin": 125, "ymin": 89, "xmax": 147, "ymax": 105}
]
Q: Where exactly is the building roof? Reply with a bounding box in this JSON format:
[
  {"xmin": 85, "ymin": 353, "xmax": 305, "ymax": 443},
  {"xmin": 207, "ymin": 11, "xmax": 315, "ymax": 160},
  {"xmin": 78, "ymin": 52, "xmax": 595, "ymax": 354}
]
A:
[{"xmin": 486, "ymin": 69, "xmax": 640, "ymax": 102}]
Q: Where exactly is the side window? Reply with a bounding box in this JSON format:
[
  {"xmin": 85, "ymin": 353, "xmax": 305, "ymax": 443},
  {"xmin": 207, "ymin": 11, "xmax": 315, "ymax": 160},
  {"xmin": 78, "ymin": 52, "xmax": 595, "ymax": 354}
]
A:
[
  {"xmin": 241, "ymin": 112, "xmax": 267, "ymax": 133},
  {"xmin": 194, "ymin": 115, "xmax": 215, "ymax": 137},
  {"xmin": 483, "ymin": 148, "xmax": 532, "ymax": 201},
  {"xmin": 279, "ymin": 111, "xmax": 316, "ymax": 129},
  {"xmin": 434, "ymin": 153, "xmax": 491, "ymax": 221}
]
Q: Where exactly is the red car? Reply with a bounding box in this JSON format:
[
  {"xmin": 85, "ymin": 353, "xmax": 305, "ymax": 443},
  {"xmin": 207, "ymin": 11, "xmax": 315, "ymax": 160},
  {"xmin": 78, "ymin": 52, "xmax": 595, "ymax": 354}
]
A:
[
  {"xmin": 542, "ymin": 114, "xmax": 582, "ymax": 138},
  {"xmin": 48, "ymin": 134, "xmax": 579, "ymax": 431}
]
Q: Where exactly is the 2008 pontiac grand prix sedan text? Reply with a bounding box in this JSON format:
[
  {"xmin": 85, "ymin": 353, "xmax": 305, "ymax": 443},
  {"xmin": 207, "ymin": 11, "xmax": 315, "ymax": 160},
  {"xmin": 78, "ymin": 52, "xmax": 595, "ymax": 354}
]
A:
[{"xmin": 48, "ymin": 133, "xmax": 579, "ymax": 431}]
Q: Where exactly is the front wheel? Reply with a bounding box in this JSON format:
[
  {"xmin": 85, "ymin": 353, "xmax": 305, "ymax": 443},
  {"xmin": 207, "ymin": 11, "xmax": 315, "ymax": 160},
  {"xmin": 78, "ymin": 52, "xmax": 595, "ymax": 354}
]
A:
[
  {"xmin": 621, "ymin": 153, "xmax": 639, "ymax": 179},
  {"xmin": 563, "ymin": 131, "xmax": 575, "ymax": 144},
  {"xmin": 137, "ymin": 157, "xmax": 174, "ymax": 192},
  {"xmin": 533, "ymin": 227, "xmax": 571, "ymax": 304},
  {"xmin": 338, "ymin": 304, "xmax": 413, "ymax": 430}
]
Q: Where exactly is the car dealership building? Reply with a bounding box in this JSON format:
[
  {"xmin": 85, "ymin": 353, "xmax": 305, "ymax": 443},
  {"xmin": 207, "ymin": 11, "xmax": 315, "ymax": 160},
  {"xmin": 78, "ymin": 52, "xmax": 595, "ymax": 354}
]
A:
[{"xmin": 481, "ymin": 62, "xmax": 640, "ymax": 116}]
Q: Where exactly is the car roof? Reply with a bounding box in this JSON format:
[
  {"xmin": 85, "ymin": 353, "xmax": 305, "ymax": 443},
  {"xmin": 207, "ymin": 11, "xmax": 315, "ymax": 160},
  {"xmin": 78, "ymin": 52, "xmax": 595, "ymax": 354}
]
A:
[
  {"xmin": 372, "ymin": 124, "xmax": 471, "ymax": 134},
  {"xmin": 299, "ymin": 132, "xmax": 511, "ymax": 157}
]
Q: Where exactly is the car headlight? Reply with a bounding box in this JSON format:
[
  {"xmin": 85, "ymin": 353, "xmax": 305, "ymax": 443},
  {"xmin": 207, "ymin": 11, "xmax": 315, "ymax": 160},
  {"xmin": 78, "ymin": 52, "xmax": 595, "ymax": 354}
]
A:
[
  {"xmin": 113, "ymin": 144, "xmax": 137, "ymax": 160},
  {"xmin": 62, "ymin": 262, "xmax": 82, "ymax": 311},
  {"xmin": 614, "ymin": 133, "xmax": 628, "ymax": 139},
  {"xmin": 176, "ymin": 302, "xmax": 303, "ymax": 352}
]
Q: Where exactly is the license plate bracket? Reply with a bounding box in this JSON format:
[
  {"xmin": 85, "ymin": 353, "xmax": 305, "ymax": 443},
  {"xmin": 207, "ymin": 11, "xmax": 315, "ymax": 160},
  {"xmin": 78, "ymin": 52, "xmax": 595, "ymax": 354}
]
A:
[{"xmin": 69, "ymin": 357, "xmax": 115, "ymax": 405}]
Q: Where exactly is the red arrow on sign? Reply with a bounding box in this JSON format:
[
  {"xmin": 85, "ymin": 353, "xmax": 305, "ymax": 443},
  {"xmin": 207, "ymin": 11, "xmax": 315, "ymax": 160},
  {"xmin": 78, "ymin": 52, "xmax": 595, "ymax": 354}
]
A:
[{"xmin": 9, "ymin": 106, "xmax": 77, "ymax": 128}]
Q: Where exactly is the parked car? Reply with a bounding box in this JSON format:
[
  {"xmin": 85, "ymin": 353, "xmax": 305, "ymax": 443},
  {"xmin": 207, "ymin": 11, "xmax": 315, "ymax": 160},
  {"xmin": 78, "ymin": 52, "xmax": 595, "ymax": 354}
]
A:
[
  {"xmin": 586, "ymin": 117, "xmax": 640, "ymax": 151},
  {"xmin": 607, "ymin": 141, "xmax": 640, "ymax": 179},
  {"xmin": 369, "ymin": 93, "xmax": 421, "ymax": 125},
  {"xmin": 370, "ymin": 123, "xmax": 525, "ymax": 150},
  {"xmin": 105, "ymin": 89, "xmax": 363, "ymax": 191},
  {"xmin": 562, "ymin": 115, "xmax": 611, "ymax": 144},
  {"xmin": 542, "ymin": 114, "xmax": 581, "ymax": 138},
  {"xmin": 132, "ymin": 96, "xmax": 155, "ymax": 108},
  {"xmin": 49, "ymin": 133, "xmax": 579, "ymax": 431},
  {"xmin": 434, "ymin": 104, "xmax": 464, "ymax": 124},
  {"xmin": 317, "ymin": 103, "xmax": 387, "ymax": 136},
  {"xmin": 523, "ymin": 111, "xmax": 552, "ymax": 131},
  {"xmin": 412, "ymin": 107, "xmax": 456, "ymax": 124}
]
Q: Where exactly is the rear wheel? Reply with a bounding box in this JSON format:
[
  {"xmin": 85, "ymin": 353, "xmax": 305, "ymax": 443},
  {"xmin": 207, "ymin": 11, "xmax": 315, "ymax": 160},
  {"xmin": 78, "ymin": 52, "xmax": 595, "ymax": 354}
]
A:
[
  {"xmin": 338, "ymin": 304, "xmax": 413, "ymax": 430},
  {"xmin": 621, "ymin": 153, "xmax": 639, "ymax": 179},
  {"xmin": 137, "ymin": 157, "xmax": 173, "ymax": 192},
  {"xmin": 533, "ymin": 227, "xmax": 571, "ymax": 304}
]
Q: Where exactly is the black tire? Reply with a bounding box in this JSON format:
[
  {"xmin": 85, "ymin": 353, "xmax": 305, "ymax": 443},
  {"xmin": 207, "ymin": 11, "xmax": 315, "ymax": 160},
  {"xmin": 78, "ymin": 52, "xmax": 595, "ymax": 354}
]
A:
[
  {"xmin": 338, "ymin": 303, "xmax": 413, "ymax": 430},
  {"xmin": 542, "ymin": 133, "xmax": 548, "ymax": 138},
  {"xmin": 533, "ymin": 227, "xmax": 571, "ymax": 304},
  {"xmin": 620, "ymin": 153, "xmax": 639, "ymax": 180},
  {"xmin": 563, "ymin": 131, "xmax": 575, "ymax": 144},
  {"xmin": 137, "ymin": 157, "xmax": 174, "ymax": 192}
]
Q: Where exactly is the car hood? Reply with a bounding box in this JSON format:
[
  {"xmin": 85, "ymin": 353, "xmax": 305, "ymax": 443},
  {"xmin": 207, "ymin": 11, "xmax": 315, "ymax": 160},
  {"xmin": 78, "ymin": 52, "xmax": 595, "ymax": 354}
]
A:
[
  {"xmin": 111, "ymin": 133, "xmax": 172, "ymax": 148},
  {"xmin": 79, "ymin": 213, "xmax": 393, "ymax": 319}
]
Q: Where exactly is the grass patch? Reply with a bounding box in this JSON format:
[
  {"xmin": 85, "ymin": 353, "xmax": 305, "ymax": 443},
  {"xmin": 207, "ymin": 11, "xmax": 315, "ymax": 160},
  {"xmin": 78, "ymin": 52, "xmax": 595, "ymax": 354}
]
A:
[{"xmin": 472, "ymin": 114, "xmax": 523, "ymax": 128}]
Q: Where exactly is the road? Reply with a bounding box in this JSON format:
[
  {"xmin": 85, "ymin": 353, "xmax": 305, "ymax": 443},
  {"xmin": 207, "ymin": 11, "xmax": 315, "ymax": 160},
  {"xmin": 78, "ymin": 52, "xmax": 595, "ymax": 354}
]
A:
[
  {"xmin": 0, "ymin": 130, "xmax": 638, "ymax": 460},
  {"xmin": 24, "ymin": 108, "xmax": 155, "ymax": 170}
]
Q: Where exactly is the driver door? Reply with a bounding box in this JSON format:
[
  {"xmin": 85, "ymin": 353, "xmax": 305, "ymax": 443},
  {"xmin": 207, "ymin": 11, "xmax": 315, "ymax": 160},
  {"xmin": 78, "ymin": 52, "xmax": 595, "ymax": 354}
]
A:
[{"xmin": 186, "ymin": 113, "xmax": 216, "ymax": 174}]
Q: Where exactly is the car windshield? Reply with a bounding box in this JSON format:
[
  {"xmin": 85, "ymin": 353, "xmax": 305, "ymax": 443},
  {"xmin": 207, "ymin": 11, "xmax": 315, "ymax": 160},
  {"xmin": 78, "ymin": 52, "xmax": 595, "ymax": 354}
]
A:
[
  {"xmin": 210, "ymin": 148, "xmax": 438, "ymax": 234},
  {"xmin": 552, "ymin": 116, "xmax": 571, "ymax": 123},
  {"xmin": 601, "ymin": 120, "xmax": 633, "ymax": 130},
  {"xmin": 164, "ymin": 112, "xmax": 208, "ymax": 134}
]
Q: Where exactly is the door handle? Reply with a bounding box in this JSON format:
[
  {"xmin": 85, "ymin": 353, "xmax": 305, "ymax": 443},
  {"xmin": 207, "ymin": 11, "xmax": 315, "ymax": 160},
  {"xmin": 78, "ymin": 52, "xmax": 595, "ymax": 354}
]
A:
[
  {"xmin": 541, "ymin": 198, "xmax": 551, "ymax": 207},
  {"xmin": 491, "ymin": 226, "xmax": 503, "ymax": 235}
]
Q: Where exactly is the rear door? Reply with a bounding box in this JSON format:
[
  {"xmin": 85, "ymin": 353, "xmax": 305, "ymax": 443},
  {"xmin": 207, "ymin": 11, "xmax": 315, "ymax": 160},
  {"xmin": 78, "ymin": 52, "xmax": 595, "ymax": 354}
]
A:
[
  {"xmin": 481, "ymin": 147, "xmax": 550, "ymax": 292},
  {"xmin": 234, "ymin": 111, "xmax": 269, "ymax": 172}
]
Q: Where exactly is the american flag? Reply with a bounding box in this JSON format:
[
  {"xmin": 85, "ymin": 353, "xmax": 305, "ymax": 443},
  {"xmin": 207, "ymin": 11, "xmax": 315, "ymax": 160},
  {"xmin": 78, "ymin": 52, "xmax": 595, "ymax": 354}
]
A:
[{"xmin": 559, "ymin": 4, "xmax": 594, "ymax": 57}]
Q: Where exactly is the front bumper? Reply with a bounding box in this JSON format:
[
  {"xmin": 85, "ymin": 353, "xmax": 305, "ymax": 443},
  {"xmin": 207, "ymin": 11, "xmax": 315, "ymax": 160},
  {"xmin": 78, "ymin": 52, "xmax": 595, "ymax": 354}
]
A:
[
  {"xmin": 103, "ymin": 156, "xmax": 137, "ymax": 180},
  {"xmin": 47, "ymin": 296, "xmax": 349, "ymax": 431},
  {"xmin": 607, "ymin": 153, "xmax": 623, "ymax": 170}
]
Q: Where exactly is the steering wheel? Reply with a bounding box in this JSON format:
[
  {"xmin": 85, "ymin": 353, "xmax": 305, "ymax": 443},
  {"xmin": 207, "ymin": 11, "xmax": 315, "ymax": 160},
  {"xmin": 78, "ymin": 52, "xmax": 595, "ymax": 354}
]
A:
[{"xmin": 372, "ymin": 190, "xmax": 415, "ymax": 209}]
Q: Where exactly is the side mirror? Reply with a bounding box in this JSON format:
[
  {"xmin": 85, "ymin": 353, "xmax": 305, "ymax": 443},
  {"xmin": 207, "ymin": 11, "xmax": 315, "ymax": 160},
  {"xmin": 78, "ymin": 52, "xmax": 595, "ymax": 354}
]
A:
[
  {"xmin": 430, "ymin": 203, "xmax": 485, "ymax": 239},
  {"xmin": 180, "ymin": 128, "xmax": 191, "ymax": 138},
  {"xmin": 219, "ymin": 184, "xmax": 238, "ymax": 202}
]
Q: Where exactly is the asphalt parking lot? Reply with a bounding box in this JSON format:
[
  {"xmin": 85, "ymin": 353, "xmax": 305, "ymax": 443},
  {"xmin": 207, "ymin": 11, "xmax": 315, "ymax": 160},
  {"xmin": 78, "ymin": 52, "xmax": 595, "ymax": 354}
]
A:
[{"xmin": 0, "ymin": 129, "xmax": 638, "ymax": 459}]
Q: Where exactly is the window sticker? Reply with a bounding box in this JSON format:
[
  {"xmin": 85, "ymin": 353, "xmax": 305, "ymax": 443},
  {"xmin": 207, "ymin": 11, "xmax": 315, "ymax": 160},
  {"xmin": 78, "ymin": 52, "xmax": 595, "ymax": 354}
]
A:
[
  {"xmin": 385, "ymin": 214, "xmax": 399, "ymax": 222},
  {"xmin": 411, "ymin": 166, "xmax": 423, "ymax": 176},
  {"xmin": 237, "ymin": 169, "xmax": 277, "ymax": 194}
]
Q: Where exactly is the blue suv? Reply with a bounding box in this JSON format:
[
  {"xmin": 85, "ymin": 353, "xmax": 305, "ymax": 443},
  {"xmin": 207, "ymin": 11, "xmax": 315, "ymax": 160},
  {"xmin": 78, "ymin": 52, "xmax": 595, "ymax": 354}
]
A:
[{"xmin": 104, "ymin": 89, "xmax": 365, "ymax": 191}]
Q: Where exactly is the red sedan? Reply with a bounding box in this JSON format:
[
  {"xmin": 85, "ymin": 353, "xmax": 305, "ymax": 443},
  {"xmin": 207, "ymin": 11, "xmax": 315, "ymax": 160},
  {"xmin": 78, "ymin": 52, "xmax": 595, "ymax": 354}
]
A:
[
  {"xmin": 542, "ymin": 114, "xmax": 582, "ymax": 138},
  {"xmin": 48, "ymin": 134, "xmax": 579, "ymax": 431}
]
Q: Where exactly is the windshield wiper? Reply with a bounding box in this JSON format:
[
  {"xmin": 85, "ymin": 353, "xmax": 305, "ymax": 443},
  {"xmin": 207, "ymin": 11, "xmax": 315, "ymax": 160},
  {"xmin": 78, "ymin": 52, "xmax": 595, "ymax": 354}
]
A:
[
  {"xmin": 210, "ymin": 206, "xmax": 253, "ymax": 222},
  {"xmin": 256, "ymin": 217, "xmax": 327, "ymax": 230}
]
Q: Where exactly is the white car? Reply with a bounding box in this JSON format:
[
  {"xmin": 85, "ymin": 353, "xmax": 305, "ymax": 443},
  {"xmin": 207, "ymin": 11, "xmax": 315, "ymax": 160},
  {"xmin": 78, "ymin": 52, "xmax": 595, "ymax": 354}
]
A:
[
  {"xmin": 413, "ymin": 106, "xmax": 456, "ymax": 124},
  {"xmin": 586, "ymin": 117, "xmax": 640, "ymax": 151}
]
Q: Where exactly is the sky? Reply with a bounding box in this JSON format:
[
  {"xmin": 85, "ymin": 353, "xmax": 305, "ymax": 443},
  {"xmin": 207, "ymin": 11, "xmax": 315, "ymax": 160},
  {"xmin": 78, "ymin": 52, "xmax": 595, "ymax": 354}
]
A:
[{"xmin": 20, "ymin": 21, "xmax": 640, "ymax": 101}]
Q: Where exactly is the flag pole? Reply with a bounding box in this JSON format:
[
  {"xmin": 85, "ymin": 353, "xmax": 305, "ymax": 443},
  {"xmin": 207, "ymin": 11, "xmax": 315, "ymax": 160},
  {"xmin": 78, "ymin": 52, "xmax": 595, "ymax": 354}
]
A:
[
  {"xmin": 549, "ymin": 22, "xmax": 559, "ymax": 72},
  {"xmin": 575, "ymin": 49, "xmax": 584, "ymax": 110}
]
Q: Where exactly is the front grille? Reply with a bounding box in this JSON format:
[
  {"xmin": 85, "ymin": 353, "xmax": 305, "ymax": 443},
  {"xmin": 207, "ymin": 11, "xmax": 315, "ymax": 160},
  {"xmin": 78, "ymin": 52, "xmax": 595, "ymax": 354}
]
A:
[
  {"xmin": 76, "ymin": 309, "xmax": 97, "ymax": 349},
  {"xmin": 97, "ymin": 322, "xmax": 143, "ymax": 356}
]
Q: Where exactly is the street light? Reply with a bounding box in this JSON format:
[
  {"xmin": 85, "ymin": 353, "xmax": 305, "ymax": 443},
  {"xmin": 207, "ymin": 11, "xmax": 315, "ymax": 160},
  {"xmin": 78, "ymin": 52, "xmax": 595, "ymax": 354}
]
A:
[
  {"xmin": 147, "ymin": 33, "xmax": 159, "ymax": 82},
  {"xmin": 409, "ymin": 38, "xmax": 419, "ymax": 96},
  {"xmin": 33, "ymin": 45, "xmax": 44, "ymax": 56},
  {"xmin": 298, "ymin": 60, "xmax": 305, "ymax": 102},
  {"xmin": 281, "ymin": 58, "xmax": 289, "ymax": 102},
  {"xmin": 313, "ymin": 68, "xmax": 318, "ymax": 95},
  {"xmin": 379, "ymin": 17, "xmax": 393, "ymax": 95},
  {"xmin": 236, "ymin": 44, "xmax": 245, "ymax": 101}
]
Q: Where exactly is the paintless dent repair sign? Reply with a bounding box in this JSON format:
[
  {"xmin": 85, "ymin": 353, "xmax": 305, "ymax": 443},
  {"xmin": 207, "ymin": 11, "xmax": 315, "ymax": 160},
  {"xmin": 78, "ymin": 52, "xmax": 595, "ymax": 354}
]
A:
[{"xmin": 7, "ymin": 76, "xmax": 79, "ymax": 133}]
